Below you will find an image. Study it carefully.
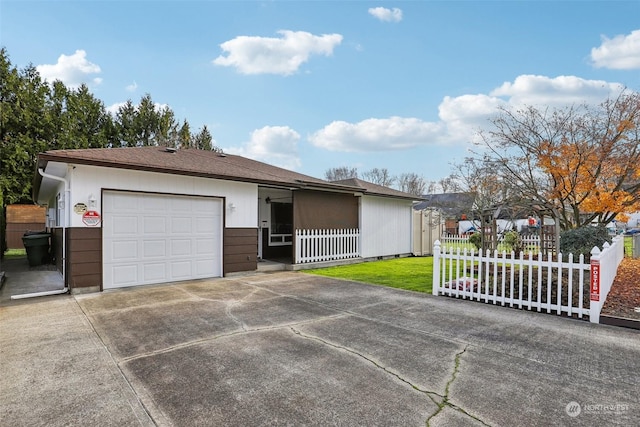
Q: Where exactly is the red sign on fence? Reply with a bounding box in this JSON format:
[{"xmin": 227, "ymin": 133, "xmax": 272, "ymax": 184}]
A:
[{"xmin": 590, "ymin": 259, "xmax": 600, "ymax": 301}]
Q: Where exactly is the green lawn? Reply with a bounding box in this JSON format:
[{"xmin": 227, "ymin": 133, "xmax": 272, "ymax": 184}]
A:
[
  {"xmin": 306, "ymin": 256, "xmax": 433, "ymax": 293},
  {"xmin": 624, "ymin": 236, "xmax": 633, "ymax": 257},
  {"xmin": 3, "ymin": 249, "xmax": 26, "ymax": 258}
]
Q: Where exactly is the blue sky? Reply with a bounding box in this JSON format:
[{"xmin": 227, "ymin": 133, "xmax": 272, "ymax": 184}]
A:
[{"xmin": 2, "ymin": 1, "xmax": 639, "ymax": 185}]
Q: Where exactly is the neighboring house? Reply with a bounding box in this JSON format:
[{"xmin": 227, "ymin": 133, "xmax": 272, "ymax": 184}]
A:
[
  {"xmin": 413, "ymin": 193, "xmax": 476, "ymax": 234},
  {"xmin": 33, "ymin": 146, "xmax": 418, "ymax": 293}
]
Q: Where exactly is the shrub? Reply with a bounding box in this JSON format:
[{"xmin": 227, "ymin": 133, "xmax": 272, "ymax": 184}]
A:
[
  {"xmin": 503, "ymin": 231, "xmax": 524, "ymax": 253},
  {"xmin": 468, "ymin": 232, "xmax": 482, "ymax": 250},
  {"xmin": 559, "ymin": 226, "xmax": 611, "ymax": 258}
]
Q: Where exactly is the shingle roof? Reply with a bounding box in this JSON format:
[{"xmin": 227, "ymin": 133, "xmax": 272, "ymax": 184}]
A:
[
  {"xmin": 413, "ymin": 192, "xmax": 476, "ymax": 218},
  {"xmin": 34, "ymin": 147, "xmax": 390, "ymax": 196},
  {"xmin": 331, "ymin": 178, "xmax": 421, "ymax": 200}
]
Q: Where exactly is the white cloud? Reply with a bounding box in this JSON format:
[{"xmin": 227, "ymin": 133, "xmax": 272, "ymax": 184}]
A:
[
  {"xmin": 438, "ymin": 94, "xmax": 506, "ymax": 142},
  {"xmin": 309, "ymin": 117, "xmax": 443, "ymax": 152},
  {"xmin": 226, "ymin": 126, "xmax": 302, "ymax": 170},
  {"xmin": 309, "ymin": 75, "xmax": 628, "ymax": 153},
  {"xmin": 368, "ymin": 7, "xmax": 403, "ymax": 23},
  {"xmin": 591, "ymin": 29, "xmax": 640, "ymax": 70},
  {"xmin": 36, "ymin": 50, "xmax": 102, "ymax": 89},
  {"xmin": 491, "ymin": 74, "xmax": 624, "ymax": 106},
  {"xmin": 213, "ymin": 30, "xmax": 343, "ymax": 75},
  {"xmin": 126, "ymin": 81, "xmax": 138, "ymax": 92}
]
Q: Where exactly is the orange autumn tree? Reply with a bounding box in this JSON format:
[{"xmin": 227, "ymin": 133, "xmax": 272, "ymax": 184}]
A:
[{"xmin": 477, "ymin": 91, "xmax": 640, "ymax": 230}]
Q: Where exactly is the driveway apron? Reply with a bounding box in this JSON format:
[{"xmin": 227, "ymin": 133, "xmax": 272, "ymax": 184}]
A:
[{"xmin": 2, "ymin": 271, "xmax": 639, "ymax": 426}]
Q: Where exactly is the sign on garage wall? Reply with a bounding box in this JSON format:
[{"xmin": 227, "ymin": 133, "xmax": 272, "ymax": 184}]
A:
[{"xmin": 82, "ymin": 210, "xmax": 101, "ymax": 226}]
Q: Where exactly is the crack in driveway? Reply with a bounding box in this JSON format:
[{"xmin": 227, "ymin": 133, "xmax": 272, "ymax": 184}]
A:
[
  {"xmin": 290, "ymin": 328, "xmax": 490, "ymax": 427},
  {"xmin": 116, "ymin": 313, "xmax": 349, "ymax": 364},
  {"xmin": 290, "ymin": 327, "xmax": 442, "ymax": 404},
  {"xmin": 424, "ymin": 345, "xmax": 491, "ymax": 426}
]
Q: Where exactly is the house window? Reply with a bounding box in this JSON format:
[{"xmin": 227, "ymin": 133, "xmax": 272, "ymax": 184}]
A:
[{"xmin": 270, "ymin": 202, "xmax": 292, "ymax": 246}]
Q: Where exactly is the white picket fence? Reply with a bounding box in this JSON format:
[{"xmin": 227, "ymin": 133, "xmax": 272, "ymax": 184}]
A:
[
  {"xmin": 432, "ymin": 235, "xmax": 625, "ymax": 323},
  {"xmin": 440, "ymin": 233, "xmax": 542, "ymax": 252},
  {"xmin": 589, "ymin": 237, "xmax": 625, "ymax": 322},
  {"xmin": 440, "ymin": 233, "xmax": 475, "ymax": 248},
  {"xmin": 295, "ymin": 229, "xmax": 360, "ymax": 264}
]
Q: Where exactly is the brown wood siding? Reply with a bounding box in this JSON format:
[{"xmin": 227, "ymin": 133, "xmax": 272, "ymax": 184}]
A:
[
  {"xmin": 66, "ymin": 227, "xmax": 102, "ymax": 289},
  {"xmin": 6, "ymin": 223, "xmax": 47, "ymax": 249},
  {"xmin": 293, "ymin": 190, "xmax": 359, "ymax": 230},
  {"xmin": 224, "ymin": 228, "xmax": 258, "ymax": 274}
]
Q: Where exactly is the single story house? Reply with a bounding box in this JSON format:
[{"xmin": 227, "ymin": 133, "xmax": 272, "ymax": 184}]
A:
[{"xmin": 33, "ymin": 146, "xmax": 418, "ymax": 293}]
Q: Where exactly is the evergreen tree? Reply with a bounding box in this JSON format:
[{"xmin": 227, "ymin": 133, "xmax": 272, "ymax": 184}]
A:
[
  {"xmin": 0, "ymin": 49, "xmax": 51, "ymax": 205},
  {"xmin": 134, "ymin": 94, "xmax": 159, "ymax": 146},
  {"xmin": 115, "ymin": 100, "xmax": 138, "ymax": 147},
  {"xmin": 178, "ymin": 120, "xmax": 191, "ymax": 149},
  {"xmin": 192, "ymin": 125, "xmax": 214, "ymax": 151}
]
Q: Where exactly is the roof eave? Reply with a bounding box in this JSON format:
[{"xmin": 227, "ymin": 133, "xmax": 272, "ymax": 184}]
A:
[{"xmin": 36, "ymin": 153, "xmax": 357, "ymax": 191}]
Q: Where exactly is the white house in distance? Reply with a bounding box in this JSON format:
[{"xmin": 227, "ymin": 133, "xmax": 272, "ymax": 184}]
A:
[{"xmin": 33, "ymin": 146, "xmax": 418, "ymax": 293}]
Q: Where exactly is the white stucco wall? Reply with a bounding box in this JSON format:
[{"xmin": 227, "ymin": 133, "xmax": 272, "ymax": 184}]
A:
[
  {"xmin": 360, "ymin": 196, "xmax": 413, "ymax": 258},
  {"xmin": 67, "ymin": 165, "xmax": 258, "ymax": 228}
]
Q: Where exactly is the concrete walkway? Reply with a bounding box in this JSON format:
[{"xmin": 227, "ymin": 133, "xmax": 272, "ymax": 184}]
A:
[
  {"xmin": 0, "ymin": 256, "xmax": 64, "ymax": 305},
  {"xmin": 1, "ymin": 272, "xmax": 639, "ymax": 426}
]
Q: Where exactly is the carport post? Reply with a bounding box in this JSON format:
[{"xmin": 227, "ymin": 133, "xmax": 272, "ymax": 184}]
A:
[{"xmin": 432, "ymin": 240, "xmax": 441, "ymax": 296}]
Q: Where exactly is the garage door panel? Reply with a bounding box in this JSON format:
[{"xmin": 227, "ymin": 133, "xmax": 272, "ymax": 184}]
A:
[
  {"xmin": 143, "ymin": 263, "xmax": 167, "ymax": 281},
  {"xmin": 111, "ymin": 196, "xmax": 137, "ymax": 211},
  {"xmin": 103, "ymin": 191, "xmax": 223, "ymax": 289},
  {"xmin": 143, "ymin": 240, "xmax": 166, "ymax": 257},
  {"xmin": 170, "ymin": 239, "xmax": 192, "ymax": 256},
  {"xmin": 196, "ymin": 238, "xmax": 218, "ymax": 255},
  {"xmin": 170, "ymin": 261, "xmax": 193, "ymax": 279},
  {"xmin": 111, "ymin": 216, "xmax": 138, "ymax": 235},
  {"xmin": 195, "ymin": 217, "xmax": 218, "ymax": 233},
  {"xmin": 171, "ymin": 197, "xmax": 192, "ymax": 211},
  {"xmin": 171, "ymin": 218, "xmax": 193, "ymax": 234},
  {"xmin": 143, "ymin": 216, "xmax": 167, "ymax": 234},
  {"xmin": 143, "ymin": 195, "xmax": 167, "ymax": 211},
  {"xmin": 193, "ymin": 199, "xmax": 218, "ymax": 212},
  {"xmin": 195, "ymin": 259, "xmax": 217, "ymax": 276},
  {"xmin": 110, "ymin": 241, "xmax": 138, "ymax": 259},
  {"xmin": 111, "ymin": 265, "xmax": 138, "ymax": 287}
]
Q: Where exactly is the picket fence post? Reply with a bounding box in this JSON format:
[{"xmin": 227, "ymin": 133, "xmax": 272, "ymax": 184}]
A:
[
  {"xmin": 589, "ymin": 246, "xmax": 601, "ymax": 324},
  {"xmin": 432, "ymin": 240, "xmax": 441, "ymax": 296}
]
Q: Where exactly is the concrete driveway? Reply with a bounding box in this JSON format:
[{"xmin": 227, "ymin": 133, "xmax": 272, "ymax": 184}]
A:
[{"xmin": 1, "ymin": 271, "xmax": 639, "ymax": 426}]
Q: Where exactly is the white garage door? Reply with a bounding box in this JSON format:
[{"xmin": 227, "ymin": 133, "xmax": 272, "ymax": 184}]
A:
[{"xmin": 103, "ymin": 191, "xmax": 223, "ymax": 289}]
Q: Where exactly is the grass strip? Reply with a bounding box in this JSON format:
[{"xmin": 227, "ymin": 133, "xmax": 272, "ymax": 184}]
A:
[{"xmin": 306, "ymin": 256, "xmax": 433, "ymax": 294}]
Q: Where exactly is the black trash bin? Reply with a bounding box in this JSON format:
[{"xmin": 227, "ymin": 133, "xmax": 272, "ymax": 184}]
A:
[{"xmin": 22, "ymin": 232, "xmax": 51, "ymax": 267}]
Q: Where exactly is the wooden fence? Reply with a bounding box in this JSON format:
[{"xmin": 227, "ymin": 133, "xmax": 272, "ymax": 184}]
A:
[
  {"xmin": 432, "ymin": 235, "xmax": 625, "ymax": 323},
  {"xmin": 295, "ymin": 229, "xmax": 360, "ymax": 264}
]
